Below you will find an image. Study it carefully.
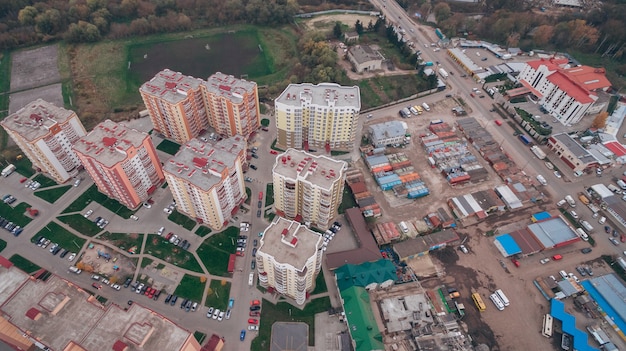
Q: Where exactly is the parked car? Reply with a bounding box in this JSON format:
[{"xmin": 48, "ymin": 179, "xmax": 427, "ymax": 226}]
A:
[
  {"xmin": 240, "ymin": 330, "xmax": 246, "ymax": 341},
  {"xmin": 250, "ymin": 164, "xmax": 257, "ymax": 170},
  {"xmin": 248, "ymin": 318, "xmax": 259, "ymax": 325}
]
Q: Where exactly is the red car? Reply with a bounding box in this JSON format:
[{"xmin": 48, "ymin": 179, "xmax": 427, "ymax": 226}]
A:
[
  {"xmin": 511, "ymin": 258, "xmax": 520, "ymax": 267},
  {"xmin": 270, "ymin": 150, "xmax": 278, "ymax": 155},
  {"xmin": 552, "ymin": 254, "xmax": 563, "ymax": 260},
  {"xmin": 236, "ymin": 251, "xmax": 244, "ymax": 257},
  {"xmin": 92, "ymin": 283, "xmax": 102, "ymax": 290},
  {"xmin": 165, "ymin": 232, "xmax": 174, "ymax": 241},
  {"xmin": 494, "ymin": 120, "xmax": 502, "ymax": 126},
  {"xmin": 250, "ymin": 299, "xmax": 260, "ymax": 306},
  {"xmin": 248, "ymin": 318, "xmax": 259, "ymax": 325},
  {"xmin": 147, "ymin": 288, "xmax": 155, "ymax": 299},
  {"xmin": 19, "ymin": 177, "xmax": 27, "ymax": 183},
  {"xmin": 621, "ymin": 234, "xmax": 626, "ymax": 243},
  {"xmin": 250, "ymin": 311, "xmax": 260, "ymax": 317}
]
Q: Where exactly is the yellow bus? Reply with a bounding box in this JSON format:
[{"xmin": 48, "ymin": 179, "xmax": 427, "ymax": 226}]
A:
[{"xmin": 472, "ymin": 292, "xmax": 487, "ymax": 312}]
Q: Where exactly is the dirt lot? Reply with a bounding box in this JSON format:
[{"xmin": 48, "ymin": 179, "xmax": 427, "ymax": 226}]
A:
[
  {"xmin": 10, "ymin": 45, "xmax": 62, "ymax": 92},
  {"xmin": 302, "ymin": 13, "xmax": 379, "ymax": 33},
  {"xmin": 9, "ymin": 83, "xmax": 64, "ymax": 114}
]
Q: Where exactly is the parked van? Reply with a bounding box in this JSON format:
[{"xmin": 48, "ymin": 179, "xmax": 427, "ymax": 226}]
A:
[
  {"xmin": 581, "ymin": 220, "xmax": 594, "ymax": 233},
  {"xmin": 421, "ymin": 102, "xmax": 431, "ymax": 112},
  {"xmin": 578, "ymin": 194, "xmax": 590, "ymax": 205},
  {"xmin": 565, "ymin": 195, "xmax": 576, "ymax": 207},
  {"xmin": 617, "ymin": 179, "xmax": 626, "ymax": 190},
  {"xmin": 608, "ymin": 184, "xmax": 622, "ymax": 194},
  {"xmin": 69, "ymin": 266, "xmax": 82, "ymax": 274},
  {"xmin": 575, "ymin": 228, "xmax": 589, "ymax": 241},
  {"xmin": 556, "ymin": 199, "xmax": 567, "ymax": 207},
  {"xmin": 536, "ymin": 175, "xmax": 547, "ymax": 186}
]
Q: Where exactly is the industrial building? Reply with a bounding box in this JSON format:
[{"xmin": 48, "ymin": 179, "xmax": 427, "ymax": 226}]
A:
[
  {"xmin": 347, "ymin": 45, "xmax": 384, "ymax": 74},
  {"xmin": 73, "ymin": 120, "xmax": 164, "ymax": 209},
  {"xmin": 367, "ymin": 121, "xmax": 408, "ymax": 148},
  {"xmin": 0, "ymin": 257, "xmax": 202, "ymax": 351},
  {"xmin": 547, "ymin": 133, "xmax": 608, "ymax": 172},
  {"xmin": 256, "ymin": 217, "xmax": 323, "ymax": 305},
  {"xmin": 274, "ymin": 83, "xmax": 361, "ymax": 151},
  {"xmin": 163, "ymin": 135, "xmax": 247, "ymax": 231},
  {"xmin": 345, "ymin": 168, "xmax": 382, "ymax": 218},
  {"xmin": 392, "ymin": 229, "xmax": 460, "ymax": 260},
  {"xmin": 1, "ymin": 99, "xmax": 87, "ymax": 184}
]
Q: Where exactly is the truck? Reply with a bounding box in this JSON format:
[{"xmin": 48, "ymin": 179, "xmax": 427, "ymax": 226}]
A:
[
  {"xmin": 421, "ymin": 102, "xmax": 431, "ymax": 112},
  {"xmin": 435, "ymin": 28, "xmax": 445, "ymax": 40},
  {"xmin": 1, "ymin": 164, "xmax": 16, "ymax": 177},
  {"xmin": 438, "ymin": 68, "xmax": 449, "ymax": 79},
  {"xmin": 519, "ymin": 135, "xmax": 532, "ymax": 145},
  {"xmin": 530, "ymin": 146, "xmax": 546, "ymax": 160},
  {"xmin": 565, "ymin": 195, "xmax": 576, "ymax": 207},
  {"xmin": 578, "ymin": 194, "xmax": 590, "ymax": 205}
]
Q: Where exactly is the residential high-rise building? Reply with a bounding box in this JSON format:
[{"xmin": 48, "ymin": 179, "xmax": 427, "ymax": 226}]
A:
[
  {"xmin": 274, "ymin": 83, "xmax": 361, "ymax": 151},
  {"xmin": 139, "ymin": 69, "xmax": 260, "ymax": 144},
  {"xmin": 273, "ymin": 149, "xmax": 347, "ymax": 229},
  {"xmin": 163, "ymin": 135, "xmax": 247, "ymax": 230},
  {"xmin": 0, "ymin": 99, "xmax": 86, "ymax": 183},
  {"xmin": 204, "ymin": 72, "xmax": 260, "ymax": 137},
  {"xmin": 256, "ymin": 217, "xmax": 323, "ymax": 305},
  {"xmin": 73, "ymin": 120, "xmax": 164, "ymax": 209},
  {"xmin": 139, "ymin": 69, "xmax": 208, "ymax": 144}
]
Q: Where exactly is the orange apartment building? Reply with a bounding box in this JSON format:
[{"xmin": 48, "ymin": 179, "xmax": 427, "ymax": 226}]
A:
[
  {"xmin": 0, "ymin": 99, "xmax": 87, "ymax": 183},
  {"xmin": 140, "ymin": 69, "xmax": 259, "ymax": 144},
  {"xmin": 163, "ymin": 135, "xmax": 247, "ymax": 230},
  {"xmin": 72, "ymin": 119, "xmax": 164, "ymax": 209}
]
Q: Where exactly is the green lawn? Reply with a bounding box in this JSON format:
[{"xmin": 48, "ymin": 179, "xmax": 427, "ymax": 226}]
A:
[
  {"xmin": 261, "ymin": 118, "xmax": 270, "ymax": 127},
  {"xmin": 250, "ymin": 297, "xmax": 331, "ymax": 350},
  {"xmin": 0, "ymin": 238, "xmax": 6, "ymax": 253},
  {"xmin": 32, "ymin": 221, "xmax": 86, "ymax": 252},
  {"xmin": 141, "ymin": 257, "xmax": 154, "ymax": 268},
  {"xmin": 265, "ymin": 183, "xmax": 274, "ymax": 207},
  {"xmin": 195, "ymin": 226, "xmax": 212, "ymax": 237},
  {"xmin": 9, "ymin": 254, "xmax": 41, "ymax": 274},
  {"xmin": 204, "ymin": 279, "xmax": 231, "ymax": 309},
  {"xmin": 174, "ymin": 274, "xmax": 206, "ymax": 302},
  {"xmin": 61, "ymin": 184, "xmax": 137, "ymax": 218},
  {"xmin": 98, "ymin": 232, "xmax": 144, "ymax": 252},
  {"xmin": 12, "ymin": 157, "xmax": 35, "ymax": 178},
  {"xmin": 0, "ymin": 202, "xmax": 34, "ymax": 227},
  {"xmin": 197, "ymin": 226, "xmax": 239, "ymax": 276},
  {"xmin": 34, "ymin": 185, "xmax": 72, "ymax": 203},
  {"xmin": 144, "ymin": 234, "xmax": 203, "ymax": 273},
  {"xmin": 311, "ymin": 270, "xmax": 328, "ymax": 295},
  {"xmin": 156, "ymin": 139, "xmax": 181, "ymax": 155},
  {"xmin": 245, "ymin": 187, "xmax": 252, "ymax": 205},
  {"xmin": 168, "ymin": 210, "xmax": 197, "ymax": 231},
  {"xmin": 32, "ymin": 174, "xmax": 57, "ymax": 188},
  {"xmin": 193, "ymin": 332, "xmax": 206, "ymax": 344},
  {"xmin": 56, "ymin": 214, "xmax": 102, "ymax": 237},
  {"xmin": 338, "ymin": 186, "xmax": 356, "ymax": 214}
]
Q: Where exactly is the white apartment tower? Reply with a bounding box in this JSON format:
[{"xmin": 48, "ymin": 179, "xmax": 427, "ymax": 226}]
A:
[
  {"xmin": 272, "ymin": 149, "xmax": 347, "ymax": 229},
  {"xmin": 1, "ymin": 99, "xmax": 87, "ymax": 183},
  {"xmin": 163, "ymin": 135, "xmax": 247, "ymax": 230},
  {"xmin": 274, "ymin": 83, "xmax": 361, "ymax": 151},
  {"xmin": 256, "ymin": 217, "xmax": 323, "ymax": 305}
]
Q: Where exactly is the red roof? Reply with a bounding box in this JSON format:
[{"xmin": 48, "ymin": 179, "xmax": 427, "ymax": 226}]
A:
[
  {"xmin": 102, "ymin": 137, "xmax": 117, "ymax": 147},
  {"xmin": 563, "ymin": 66, "xmax": 611, "ymax": 91},
  {"xmin": 518, "ymin": 80, "xmax": 543, "ymax": 98},
  {"xmin": 604, "ymin": 141, "xmax": 626, "ymax": 157},
  {"xmin": 112, "ymin": 340, "xmax": 128, "ymax": 351},
  {"xmin": 201, "ymin": 334, "xmax": 224, "ymax": 351},
  {"xmin": 546, "ymin": 72, "xmax": 593, "ymax": 104},
  {"xmin": 25, "ymin": 308, "xmax": 40, "ymax": 320},
  {"xmin": 0, "ymin": 256, "xmax": 12, "ymax": 269},
  {"xmin": 527, "ymin": 57, "xmax": 569, "ymax": 71},
  {"xmin": 227, "ymin": 254, "xmax": 236, "ymax": 273},
  {"xmin": 192, "ymin": 157, "xmax": 208, "ymax": 168}
]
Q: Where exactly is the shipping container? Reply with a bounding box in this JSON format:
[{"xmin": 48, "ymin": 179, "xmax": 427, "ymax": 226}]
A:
[{"xmin": 519, "ymin": 135, "xmax": 532, "ymax": 145}]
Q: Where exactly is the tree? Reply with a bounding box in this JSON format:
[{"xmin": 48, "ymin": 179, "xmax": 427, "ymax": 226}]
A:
[
  {"xmin": 433, "ymin": 3, "xmax": 451, "ymax": 23},
  {"xmin": 532, "ymin": 25, "xmax": 554, "ymax": 47},
  {"xmin": 65, "ymin": 20, "xmax": 101, "ymax": 42},
  {"xmin": 355, "ymin": 20, "xmax": 363, "ymax": 35},
  {"xmin": 333, "ymin": 21, "xmax": 342, "ymax": 39},
  {"xmin": 18, "ymin": 6, "xmax": 38, "ymax": 26},
  {"xmin": 35, "ymin": 9, "xmax": 62, "ymax": 35},
  {"xmin": 591, "ymin": 111, "xmax": 608, "ymax": 129}
]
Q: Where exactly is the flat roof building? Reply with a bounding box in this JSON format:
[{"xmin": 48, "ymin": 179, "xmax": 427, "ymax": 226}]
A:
[
  {"xmin": 0, "ymin": 257, "xmax": 201, "ymax": 351},
  {"xmin": 368, "ymin": 121, "xmax": 407, "ymax": 148},
  {"xmin": 273, "ymin": 149, "xmax": 347, "ymax": 229},
  {"xmin": 256, "ymin": 217, "xmax": 323, "ymax": 305},
  {"xmin": 547, "ymin": 133, "xmax": 599, "ymax": 172},
  {"xmin": 347, "ymin": 45, "xmax": 384, "ymax": 74},
  {"xmin": 163, "ymin": 135, "xmax": 247, "ymax": 230},
  {"xmin": 73, "ymin": 120, "xmax": 164, "ymax": 209},
  {"xmin": 274, "ymin": 83, "xmax": 361, "ymax": 151},
  {"xmin": 1, "ymin": 99, "xmax": 87, "ymax": 183}
]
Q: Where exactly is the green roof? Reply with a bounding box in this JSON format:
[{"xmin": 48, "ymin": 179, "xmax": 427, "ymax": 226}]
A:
[
  {"xmin": 334, "ymin": 259, "xmax": 397, "ymax": 291},
  {"xmin": 342, "ymin": 286, "xmax": 384, "ymax": 351}
]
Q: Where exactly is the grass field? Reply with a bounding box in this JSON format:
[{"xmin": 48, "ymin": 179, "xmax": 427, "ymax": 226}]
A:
[
  {"xmin": 168, "ymin": 210, "xmax": 196, "ymax": 231},
  {"xmin": 0, "ymin": 202, "xmax": 34, "ymax": 227},
  {"xmin": 34, "ymin": 185, "xmax": 72, "ymax": 203},
  {"xmin": 0, "ymin": 238, "xmax": 6, "ymax": 253},
  {"xmin": 174, "ymin": 274, "xmax": 206, "ymax": 302},
  {"xmin": 250, "ymin": 296, "xmax": 331, "ymax": 350},
  {"xmin": 141, "ymin": 257, "xmax": 153, "ymax": 268},
  {"xmin": 156, "ymin": 139, "xmax": 181, "ymax": 155},
  {"xmin": 311, "ymin": 270, "xmax": 328, "ymax": 295},
  {"xmin": 195, "ymin": 226, "xmax": 212, "ymax": 237},
  {"xmin": 12, "ymin": 157, "xmax": 35, "ymax": 178},
  {"xmin": 204, "ymin": 279, "xmax": 231, "ymax": 309},
  {"xmin": 265, "ymin": 183, "xmax": 274, "ymax": 207},
  {"xmin": 144, "ymin": 234, "xmax": 203, "ymax": 273},
  {"xmin": 351, "ymin": 74, "xmax": 428, "ymax": 110},
  {"xmin": 61, "ymin": 184, "xmax": 137, "ymax": 219},
  {"xmin": 197, "ymin": 226, "xmax": 239, "ymax": 276},
  {"xmin": 99, "ymin": 232, "xmax": 144, "ymax": 252},
  {"xmin": 0, "ymin": 51, "xmax": 11, "ymax": 152},
  {"xmin": 32, "ymin": 221, "xmax": 86, "ymax": 252},
  {"xmin": 9, "ymin": 254, "xmax": 41, "ymax": 274},
  {"xmin": 338, "ymin": 186, "xmax": 356, "ymax": 214},
  {"xmin": 57, "ymin": 214, "xmax": 103, "ymax": 237},
  {"xmin": 32, "ymin": 174, "xmax": 57, "ymax": 188}
]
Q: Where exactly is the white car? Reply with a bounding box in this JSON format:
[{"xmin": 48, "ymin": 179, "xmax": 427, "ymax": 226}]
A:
[
  {"xmin": 570, "ymin": 211, "xmax": 578, "ymax": 219},
  {"xmin": 217, "ymin": 311, "xmax": 225, "ymax": 321},
  {"xmin": 163, "ymin": 208, "xmax": 172, "ymax": 214},
  {"xmin": 68, "ymin": 253, "xmax": 76, "ymax": 261},
  {"xmin": 248, "ymin": 325, "xmax": 259, "ymax": 331},
  {"xmin": 111, "ymin": 284, "xmax": 121, "ymax": 291},
  {"xmin": 143, "ymin": 202, "xmax": 152, "ymax": 208},
  {"xmin": 157, "ymin": 227, "xmax": 165, "ymax": 236},
  {"xmin": 130, "ymin": 215, "xmax": 138, "ymax": 221},
  {"xmin": 212, "ymin": 309, "xmax": 220, "ymax": 319},
  {"xmin": 83, "ymin": 209, "xmax": 93, "ymax": 218},
  {"xmin": 553, "ymin": 171, "xmax": 562, "ymax": 179}
]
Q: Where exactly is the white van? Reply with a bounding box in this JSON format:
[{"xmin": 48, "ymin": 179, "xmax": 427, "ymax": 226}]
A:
[
  {"xmin": 608, "ymin": 184, "xmax": 622, "ymax": 194},
  {"xmin": 536, "ymin": 175, "xmax": 547, "ymax": 185},
  {"xmin": 598, "ymin": 216, "xmax": 606, "ymax": 224},
  {"xmin": 575, "ymin": 228, "xmax": 589, "ymax": 241},
  {"xmin": 617, "ymin": 180, "xmax": 626, "ymax": 190},
  {"xmin": 248, "ymin": 272, "xmax": 254, "ymax": 286},
  {"xmin": 69, "ymin": 266, "xmax": 82, "ymax": 274},
  {"xmin": 581, "ymin": 220, "xmax": 594, "ymax": 233}
]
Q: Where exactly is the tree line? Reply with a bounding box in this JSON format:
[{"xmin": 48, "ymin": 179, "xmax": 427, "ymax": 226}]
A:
[{"xmin": 0, "ymin": 0, "xmax": 299, "ymax": 49}]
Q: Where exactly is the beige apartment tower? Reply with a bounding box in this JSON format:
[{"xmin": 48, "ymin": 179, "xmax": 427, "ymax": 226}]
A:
[
  {"xmin": 140, "ymin": 70, "xmax": 259, "ymax": 144},
  {"xmin": 272, "ymin": 149, "xmax": 347, "ymax": 229},
  {"xmin": 274, "ymin": 83, "xmax": 361, "ymax": 151},
  {"xmin": 256, "ymin": 217, "xmax": 323, "ymax": 305},
  {"xmin": 163, "ymin": 135, "xmax": 247, "ymax": 231},
  {"xmin": 0, "ymin": 99, "xmax": 87, "ymax": 183},
  {"xmin": 73, "ymin": 120, "xmax": 164, "ymax": 209}
]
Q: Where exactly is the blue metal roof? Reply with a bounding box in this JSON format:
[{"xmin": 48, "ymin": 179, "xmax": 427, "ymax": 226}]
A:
[
  {"xmin": 494, "ymin": 234, "xmax": 522, "ymax": 256},
  {"xmin": 550, "ymin": 299, "xmax": 599, "ymax": 351},
  {"xmin": 532, "ymin": 211, "xmax": 551, "ymax": 221},
  {"xmin": 581, "ymin": 275, "xmax": 626, "ymax": 336}
]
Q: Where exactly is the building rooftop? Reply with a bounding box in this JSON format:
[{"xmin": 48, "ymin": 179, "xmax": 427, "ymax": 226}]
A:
[
  {"xmin": 564, "ymin": 66, "xmax": 611, "ymax": 91},
  {"xmin": 140, "ymin": 69, "xmax": 204, "ymax": 104},
  {"xmin": 0, "ymin": 260, "xmax": 195, "ymax": 351},
  {"xmin": 582, "ymin": 274, "xmax": 626, "ymax": 335},
  {"xmin": 1, "ymin": 99, "xmax": 77, "ymax": 142},
  {"xmin": 546, "ymin": 71, "xmax": 594, "ymax": 104},
  {"xmin": 369, "ymin": 121, "xmax": 407, "ymax": 141},
  {"xmin": 446, "ymin": 48, "xmax": 483, "ymax": 73},
  {"xmin": 526, "ymin": 57, "xmax": 569, "ymax": 71},
  {"xmin": 259, "ymin": 217, "xmax": 322, "ymax": 269},
  {"xmin": 527, "ymin": 216, "xmax": 579, "ymax": 248},
  {"xmin": 204, "ymin": 72, "xmax": 256, "ymax": 103},
  {"xmin": 273, "ymin": 149, "xmax": 346, "ymax": 190},
  {"xmin": 326, "ymin": 208, "xmax": 382, "ymax": 270},
  {"xmin": 393, "ymin": 229, "xmax": 460, "ymax": 258},
  {"xmin": 275, "ymin": 83, "xmax": 361, "ymax": 109},
  {"xmin": 73, "ymin": 120, "xmax": 150, "ymax": 168},
  {"xmin": 348, "ymin": 45, "xmax": 384, "ymax": 64},
  {"xmin": 164, "ymin": 135, "xmax": 246, "ymax": 191},
  {"xmin": 551, "ymin": 133, "xmax": 596, "ymax": 164}
]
